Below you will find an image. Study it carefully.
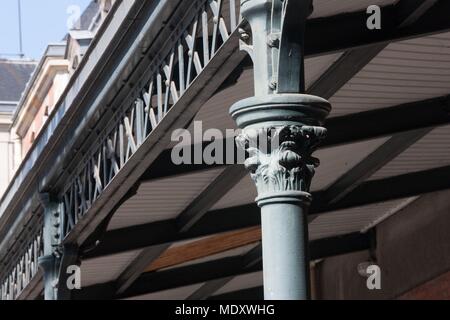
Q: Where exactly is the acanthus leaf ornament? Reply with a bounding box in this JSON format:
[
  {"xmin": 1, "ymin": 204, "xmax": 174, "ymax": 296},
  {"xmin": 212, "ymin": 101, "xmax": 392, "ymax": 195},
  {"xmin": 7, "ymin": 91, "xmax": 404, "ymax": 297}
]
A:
[{"xmin": 236, "ymin": 124, "xmax": 327, "ymax": 198}]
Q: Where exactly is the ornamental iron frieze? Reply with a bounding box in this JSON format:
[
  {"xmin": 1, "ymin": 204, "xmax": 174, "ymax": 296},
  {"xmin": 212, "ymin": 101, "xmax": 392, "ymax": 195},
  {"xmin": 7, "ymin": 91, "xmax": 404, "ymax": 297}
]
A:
[
  {"xmin": 60, "ymin": 0, "xmax": 240, "ymax": 239},
  {"xmin": 0, "ymin": 229, "xmax": 43, "ymax": 300}
]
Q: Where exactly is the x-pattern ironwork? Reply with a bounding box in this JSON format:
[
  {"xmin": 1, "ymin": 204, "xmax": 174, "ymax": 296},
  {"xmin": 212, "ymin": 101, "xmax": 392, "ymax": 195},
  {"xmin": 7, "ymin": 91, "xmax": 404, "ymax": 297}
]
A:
[
  {"xmin": 60, "ymin": 0, "xmax": 239, "ymax": 239},
  {"xmin": 0, "ymin": 229, "xmax": 43, "ymax": 300}
]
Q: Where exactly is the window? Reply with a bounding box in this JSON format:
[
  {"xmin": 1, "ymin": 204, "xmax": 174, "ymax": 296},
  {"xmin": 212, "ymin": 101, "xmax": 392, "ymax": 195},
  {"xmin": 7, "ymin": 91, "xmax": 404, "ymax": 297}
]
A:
[
  {"xmin": 103, "ymin": 0, "xmax": 112, "ymax": 13},
  {"xmin": 72, "ymin": 55, "xmax": 79, "ymax": 71},
  {"xmin": 43, "ymin": 105, "xmax": 50, "ymax": 123}
]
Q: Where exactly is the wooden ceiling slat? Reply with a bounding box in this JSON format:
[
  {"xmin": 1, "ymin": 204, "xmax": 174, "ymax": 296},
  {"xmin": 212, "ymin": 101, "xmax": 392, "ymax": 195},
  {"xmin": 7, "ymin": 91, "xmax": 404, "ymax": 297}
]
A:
[{"xmin": 146, "ymin": 227, "xmax": 261, "ymax": 272}]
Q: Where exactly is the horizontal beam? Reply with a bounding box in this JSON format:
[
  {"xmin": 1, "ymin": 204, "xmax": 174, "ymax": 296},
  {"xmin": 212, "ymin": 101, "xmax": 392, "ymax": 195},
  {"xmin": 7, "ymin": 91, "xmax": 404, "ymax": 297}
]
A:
[
  {"xmin": 209, "ymin": 286, "xmax": 263, "ymax": 300},
  {"xmin": 308, "ymin": 45, "xmax": 387, "ymax": 99},
  {"xmin": 306, "ymin": 0, "xmax": 438, "ymax": 208},
  {"xmin": 191, "ymin": 0, "xmax": 450, "ymax": 62},
  {"xmin": 140, "ymin": 94, "xmax": 450, "ymax": 181},
  {"xmin": 309, "ymin": 231, "xmax": 374, "ymax": 260},
  {"xmin": 125, "ymin": 231, "xmax": 372, "ymax": 298},
  {"xmin": 114, "ymin": 245, "xmax": 170, "ymax": 295},
  {"xmin": 323, "ymin": 129, "xmax": 431, "ymax": 204},
  {"xmin": 84, "ymin": 203, "xmax": 260, "ymax": 259},
  {"xmin": 306, "ymin": 0, "xmax": 449, "ymax": 56},
  {"xmin": 76, "ymin": 256, "xmax": 257, "ymax": 300},
  {"xmin": 89, "ymin": 164, "xmax": 450, "ymax": 259},
  {"xmin": 212, "ymin": 233, "xmax": 380, "ymax": 300},
  {"xmin": 76, "ymin": 232, "xmax": 372, "ymax": 299},
  {"xmin": 324, "ymin": 95, "xmax": 450, "ymax": 147},
  {"xmin": 187, "ymin": 244, "xmax": 262, "ymax": 300},
  {"xmin": 318, "ymin": 165, "xmax": 450, "ymax": 213},
  {"xmin": 145, "ymin": 227, "xmax": 261, "ymax": 272},
  {"xmin": 121, "ymin": 256, "xmax": 256, "ymax": 299},
  {"xmin": 115, "ymin": 165, "xmax": 247, "ymax": 295},
  {"xmin": 176, "ymin": 165, "xmax": 247, "ymax": 232}
]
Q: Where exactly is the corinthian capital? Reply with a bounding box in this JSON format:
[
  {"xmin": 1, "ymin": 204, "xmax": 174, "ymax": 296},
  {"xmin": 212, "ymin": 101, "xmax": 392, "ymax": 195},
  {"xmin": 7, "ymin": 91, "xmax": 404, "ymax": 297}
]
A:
[{"xmin": 236, "ymin": 125, "xmax": 327, "ymax": 198}]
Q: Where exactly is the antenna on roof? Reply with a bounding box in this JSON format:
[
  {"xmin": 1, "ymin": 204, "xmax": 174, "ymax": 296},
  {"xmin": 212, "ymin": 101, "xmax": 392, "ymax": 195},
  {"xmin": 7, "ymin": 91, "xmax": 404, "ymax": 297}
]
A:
[
  {"xmin": 0, "ymin": 0, "xmax": 25, "ymax": 59},
  {"xmin": 17, "ymin": 0, "xmax": 24, "ymax": 58}
]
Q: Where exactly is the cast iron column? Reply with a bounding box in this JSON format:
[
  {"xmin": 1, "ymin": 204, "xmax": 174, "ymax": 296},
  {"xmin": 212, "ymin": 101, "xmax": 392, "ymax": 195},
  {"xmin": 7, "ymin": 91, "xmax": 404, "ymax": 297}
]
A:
[
  {"xmin": 38, "ymin": 194, "xmax": 61, "ymax": 300},
  {"xmin": 230, "ymin": 0, "xmax": 331, "ymax": 300},
  {"xmin": 38, "ymin": 194, "xmax": 80, "ymax": 300}
]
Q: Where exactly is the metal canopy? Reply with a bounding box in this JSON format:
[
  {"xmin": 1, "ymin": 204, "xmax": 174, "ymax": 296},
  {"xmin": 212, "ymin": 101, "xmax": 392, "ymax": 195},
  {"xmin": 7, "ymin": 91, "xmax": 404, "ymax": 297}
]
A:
[{"xmin": 2, "ymin": 0, "xmax": 450, "ymax": 300}]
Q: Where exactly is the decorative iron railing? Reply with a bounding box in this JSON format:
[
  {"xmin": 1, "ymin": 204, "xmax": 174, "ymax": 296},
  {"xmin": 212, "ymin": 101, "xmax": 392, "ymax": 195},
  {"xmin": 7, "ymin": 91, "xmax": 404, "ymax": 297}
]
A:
[
  {"xmin": 0, "ymin": 228, "xmax": 43, "ymax": 300},
  {"xmin": 60, "ymin": 0, "xmax": 239, "ymax": 238}
]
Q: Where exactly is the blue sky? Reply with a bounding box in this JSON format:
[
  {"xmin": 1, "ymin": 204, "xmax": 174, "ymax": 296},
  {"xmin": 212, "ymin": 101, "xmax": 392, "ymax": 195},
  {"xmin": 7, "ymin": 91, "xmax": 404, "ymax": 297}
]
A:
[{"xmin": 0, "ymin": 0, "xmax": 91, "ymax": 60}]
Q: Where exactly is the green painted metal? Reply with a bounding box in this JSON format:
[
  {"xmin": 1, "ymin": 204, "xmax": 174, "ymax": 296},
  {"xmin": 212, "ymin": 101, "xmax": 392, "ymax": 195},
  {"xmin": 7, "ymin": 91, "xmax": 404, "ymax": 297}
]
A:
[
  {"xmin": 231, "ymin": 0, "xmax": 331, "ymax": 300},
  {"xmin": 38, "ymin": 194, "xmax": 60, "ymax": 300}
]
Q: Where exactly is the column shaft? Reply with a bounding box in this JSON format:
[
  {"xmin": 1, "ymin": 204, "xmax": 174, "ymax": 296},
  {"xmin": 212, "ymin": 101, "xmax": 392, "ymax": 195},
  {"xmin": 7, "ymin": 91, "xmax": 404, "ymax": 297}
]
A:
[
  {"xmin": 39, "ymin": 255, "xmax": 57, "ymax": 300},
  {"xmin": 38, "ymin": 194, "xmax": 61, "ymax": 300},
  {"xmin": 232, "ymin": 0, "xmax": 330, "ymax": 300},
  {"xmin": 260, "ymin": 198, "xmax": 310, "ymax": 299}
]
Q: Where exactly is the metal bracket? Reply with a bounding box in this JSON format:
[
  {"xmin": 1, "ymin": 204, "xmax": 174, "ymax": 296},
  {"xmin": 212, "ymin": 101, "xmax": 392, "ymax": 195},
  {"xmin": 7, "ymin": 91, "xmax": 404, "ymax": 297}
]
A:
[
  {"xmin": 239, "ymin": 0, "xmax": 314, "ymax": 95},
  {"xmin": 277, "ymin": 0, "xmax": 313, "ymax": 93}
]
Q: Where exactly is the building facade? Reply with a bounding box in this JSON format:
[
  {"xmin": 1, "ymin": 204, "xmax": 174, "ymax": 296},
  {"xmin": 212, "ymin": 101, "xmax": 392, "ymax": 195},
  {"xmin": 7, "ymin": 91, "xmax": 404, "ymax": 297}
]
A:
[{"xmin": 0, "ymin": 59, "xmax": 36, "ymax": 197}]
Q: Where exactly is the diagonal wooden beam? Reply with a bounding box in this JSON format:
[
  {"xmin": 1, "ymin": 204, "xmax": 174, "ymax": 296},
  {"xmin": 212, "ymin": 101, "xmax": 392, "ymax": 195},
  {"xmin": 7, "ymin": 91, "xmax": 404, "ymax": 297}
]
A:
[
  {"xmin": 209, "ymin": 286, "xmax": 264, "ymax": 300},
  {"xmin": 120, "ymin": 255, "xmax": 256, "ymax": 299},
  {"xmin": 83, "ymin": 204, "xmax": 261, "ymax": 259},
  {"xmin": 309, "ymin": 45, "xmax": 386, "ymax": 99},
  {"xmin": 308, "ymin": 0, "xmax": 439, "ymax": 213},
  {"xmin": 75, "ymin": 231, "xmax": 372, "ymax": 300},
  {"xmin": 395, "ymin": 0, "xmax": 440, "ymax": 28},
  {"xmin": 146, "ymin": 227, "xmax": 261, "ymax": 272},
  {"xmin": 187, "ymin": 244, "xmax": 262, "ymax": 300},
  {"xmin": 318, "ymin": 165, "xmax": 450, "ymax": 213},
  {"xmin": 323, "ymin": 94, "xmax": 450, "ymax": 148},
  {"xmin": 177, "ymin": 165, "xmax": 247, "ymax": 232},
  {"xmin": 323, "ymin": 128, "xmax": 431, "ymax": 204},
  {"xmin": 188, "ymin": 229, "xmax": 376, "ymax": 300},
  {"xmin": 188, "ymin": 278, "xmax": 237, "ymax": 300},
  {"xmin": 114, "ymin": 245, "xmax": 170, "ymax": 295},
  {"xmin": 305, "ymin": 0, "xmax": 448, "ymax": 56},
  {"xmin": 114, "ymin": 165, "xmax": 247, "ymax": 295},
  {"xmin": 309, "ymin": 0, "xmax": 439, "ymax": 99}
]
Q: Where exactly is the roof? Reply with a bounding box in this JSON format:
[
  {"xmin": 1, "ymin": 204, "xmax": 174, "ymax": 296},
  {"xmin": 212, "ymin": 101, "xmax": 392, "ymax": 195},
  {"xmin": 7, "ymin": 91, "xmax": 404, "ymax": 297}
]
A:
[
  {"xmin": 11, "ymin": 43, "xmax": 66, "ymax": 126},
  {"xmin": 0, "ymin": 60, "xmax": 36, "ymax": 103},
  {"xmin": 78, "ymin": 0, "xmax": 101, "ymax": 30},
  {"xmin": 68, "ymin": 30, "xmax": 94, "ymax": 40},
  {"xmin": 61, "ymin": 1, "xmax": 100, "ymax": 41}
]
